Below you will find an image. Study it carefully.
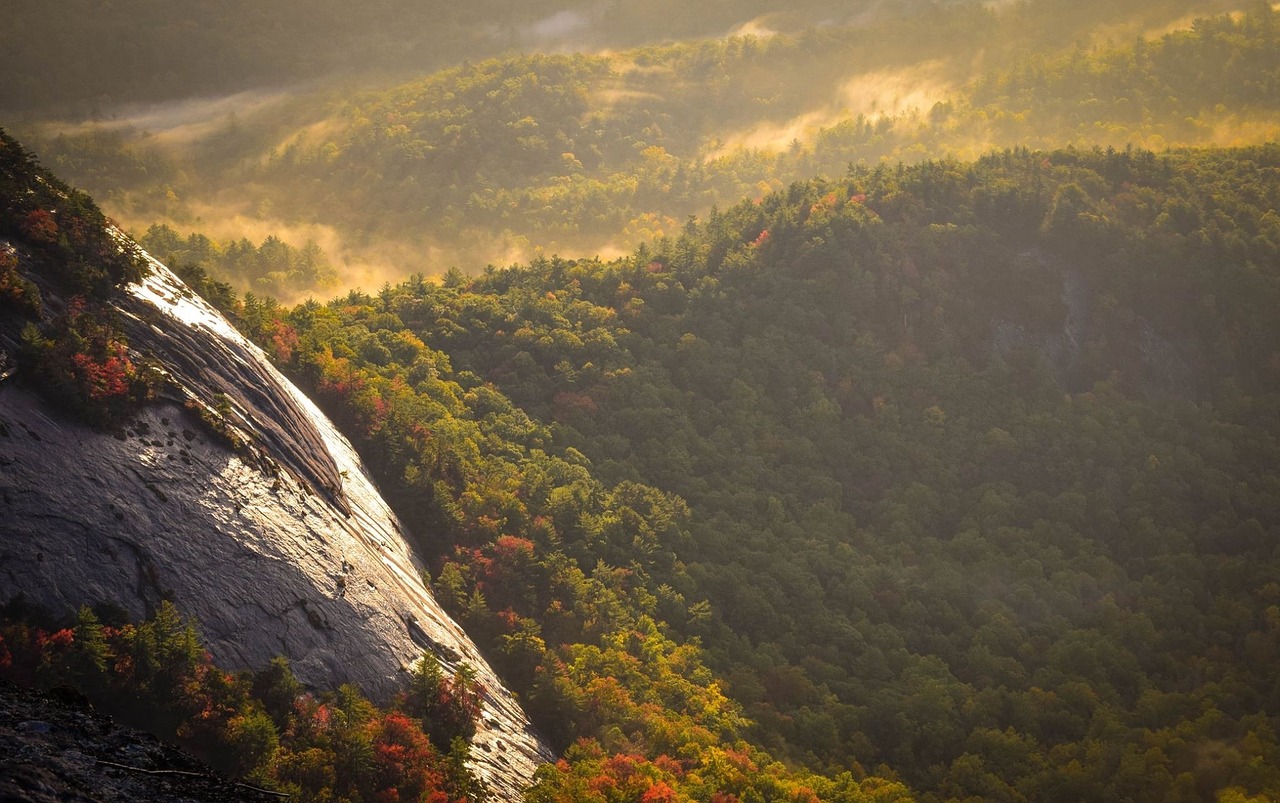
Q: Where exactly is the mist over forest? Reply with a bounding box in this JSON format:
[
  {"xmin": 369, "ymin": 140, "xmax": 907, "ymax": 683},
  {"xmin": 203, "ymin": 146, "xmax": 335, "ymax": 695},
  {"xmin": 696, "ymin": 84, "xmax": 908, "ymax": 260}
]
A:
[
  {"xmin": 3, "ymin": 1, "xmax": 1280, "ymax": 801},
  {"xmin": 7, "ymin": 0, "xmax": 1271, "ymax": 295}
]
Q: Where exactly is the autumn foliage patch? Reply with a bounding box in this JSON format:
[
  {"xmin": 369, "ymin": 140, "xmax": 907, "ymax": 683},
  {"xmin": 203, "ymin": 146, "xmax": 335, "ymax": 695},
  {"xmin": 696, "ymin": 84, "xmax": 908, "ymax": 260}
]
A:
[
  {"xmin": 19, "ymin": 299, "xmax": 154, "ymax": 424},
  {"xmin": 0, "ymin": 603, "xmax": 484, "ymax": 802}
]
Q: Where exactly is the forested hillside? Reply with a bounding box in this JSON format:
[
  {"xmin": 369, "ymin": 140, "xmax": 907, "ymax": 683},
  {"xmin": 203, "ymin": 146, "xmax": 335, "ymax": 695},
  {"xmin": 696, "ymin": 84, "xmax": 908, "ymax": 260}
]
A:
[
  {"xmin": 17, "ymin": 1, "xmax": 1265, "ymax": 296},
  {"xmin": 221, "ymin": 145, "xmax": 1280, "ymax": 800},
  {"xmin": 261, "ymin": 2, "xmax": 1280, "ymax": 241}
]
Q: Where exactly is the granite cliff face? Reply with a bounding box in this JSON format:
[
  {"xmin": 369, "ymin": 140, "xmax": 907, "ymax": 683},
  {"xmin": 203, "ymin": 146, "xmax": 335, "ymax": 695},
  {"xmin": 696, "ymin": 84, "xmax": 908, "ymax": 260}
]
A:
[{"xmin": 0, "ymin": 248, "xmax": 552, "ymax": 800}]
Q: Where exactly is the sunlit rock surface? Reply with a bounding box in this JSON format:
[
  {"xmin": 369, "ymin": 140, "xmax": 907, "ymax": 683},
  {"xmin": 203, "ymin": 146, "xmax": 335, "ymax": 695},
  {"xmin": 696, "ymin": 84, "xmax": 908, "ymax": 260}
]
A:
[{"xmin": 0, "ymin": 253, "xmax": 552, "ymax": 800}]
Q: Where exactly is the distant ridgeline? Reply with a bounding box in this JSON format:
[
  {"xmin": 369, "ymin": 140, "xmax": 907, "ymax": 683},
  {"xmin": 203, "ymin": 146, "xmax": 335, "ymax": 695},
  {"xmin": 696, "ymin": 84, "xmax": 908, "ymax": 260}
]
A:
[
  {"xmin": 230, "ymin": 144, "xmax": 1280, "ymax": 800},
  {"xmin": 22, "ymin": 4, "xmax": 1280, "ymax": 301},
  {"xmin": 202, "ymin": 5, "xmax": 1280, "ymax": 273},
  {"xmin": 1, "ymin": 0, "xmax": 1198, "ymax": 111}
]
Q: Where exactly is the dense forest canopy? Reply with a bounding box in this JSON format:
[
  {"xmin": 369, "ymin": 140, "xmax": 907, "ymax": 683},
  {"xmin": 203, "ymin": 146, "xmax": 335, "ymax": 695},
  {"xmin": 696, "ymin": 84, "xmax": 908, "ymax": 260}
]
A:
[{"xmin": 216, "ymin": 144, "xmax": 1280, "ymax": 801}]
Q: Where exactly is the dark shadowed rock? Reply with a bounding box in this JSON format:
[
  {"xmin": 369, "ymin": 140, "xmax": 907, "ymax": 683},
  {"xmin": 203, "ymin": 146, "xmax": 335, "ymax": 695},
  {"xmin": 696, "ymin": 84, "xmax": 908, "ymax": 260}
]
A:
[{"xmin": 0, "ymin": 680, "xmax": 280, "ymax": 802}]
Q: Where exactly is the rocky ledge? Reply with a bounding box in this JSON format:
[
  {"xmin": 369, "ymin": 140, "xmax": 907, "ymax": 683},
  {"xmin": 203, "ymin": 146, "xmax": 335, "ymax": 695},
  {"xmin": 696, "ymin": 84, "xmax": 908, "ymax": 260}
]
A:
[
  {"xmin": 0, "ymin": 255, "xmax": 552, "ymax": 800},
  {"xmin": 0, "ymin": 680, "xmax": 281, "ymax": 803}
]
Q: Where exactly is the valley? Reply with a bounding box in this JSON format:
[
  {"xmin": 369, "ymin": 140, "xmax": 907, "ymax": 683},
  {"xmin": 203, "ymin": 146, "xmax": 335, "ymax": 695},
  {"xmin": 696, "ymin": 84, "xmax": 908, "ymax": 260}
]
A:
[{"xmin": 2, "ymin": 1, "xmax": 1279, "ymax": 801}]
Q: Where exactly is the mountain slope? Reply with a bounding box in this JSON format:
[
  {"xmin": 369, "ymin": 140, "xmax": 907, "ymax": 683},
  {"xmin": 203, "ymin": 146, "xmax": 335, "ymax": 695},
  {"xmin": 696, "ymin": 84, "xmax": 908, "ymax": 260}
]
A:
[
  {"xmin": 0, "ymin": 132, "xmax": 551, "ymax": 800},
  {"xmin": 256, "ymin": 144, "xmax": 1280, "ymax": 800}
]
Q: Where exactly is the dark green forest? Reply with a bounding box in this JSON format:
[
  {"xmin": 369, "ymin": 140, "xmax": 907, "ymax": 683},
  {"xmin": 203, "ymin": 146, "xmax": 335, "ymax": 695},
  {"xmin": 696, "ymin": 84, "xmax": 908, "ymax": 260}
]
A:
[{"xmin": 219, "ymin": 144, "xmax": 1280, "ymax": 801}]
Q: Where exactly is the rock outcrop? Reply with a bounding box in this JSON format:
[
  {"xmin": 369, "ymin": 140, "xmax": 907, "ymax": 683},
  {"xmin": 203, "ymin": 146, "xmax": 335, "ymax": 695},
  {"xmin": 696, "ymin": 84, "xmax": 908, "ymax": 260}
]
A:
[
  {"xmin": 0, "ymin": 253, "xmax": 552, "ymax": 800},
  {"xmin": 0, "ymin": 680, "xmax": 283, "ymax": 803}
]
